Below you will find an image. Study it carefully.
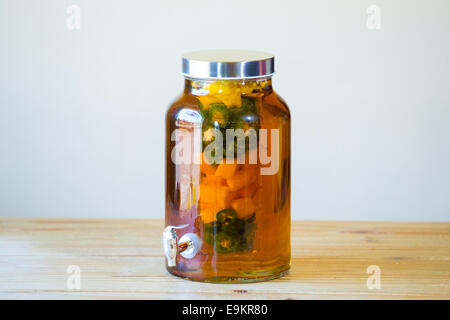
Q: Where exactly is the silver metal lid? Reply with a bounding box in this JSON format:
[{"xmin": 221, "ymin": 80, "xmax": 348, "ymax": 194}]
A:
[{"xmin": 182, "ymin": 50, "xmax": 274, "ymax": 79}]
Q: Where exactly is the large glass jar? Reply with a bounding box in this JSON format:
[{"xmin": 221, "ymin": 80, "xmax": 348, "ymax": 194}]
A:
[{"xmin": 164, "ymin": 50, "xmax": 290, "ymax": 283}]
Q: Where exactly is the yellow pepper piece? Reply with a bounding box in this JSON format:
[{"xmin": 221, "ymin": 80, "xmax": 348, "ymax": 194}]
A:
[
  {"xmin": 197, "ymin": 79, "xmax": 268, "ymax": 109},
  {"xmin": 198, "ymin": 95, "xmax": 221, "ymax": 110},
  {"xmin": 219, "ymin": 92, "xmax": 241, "ymax": 108}
]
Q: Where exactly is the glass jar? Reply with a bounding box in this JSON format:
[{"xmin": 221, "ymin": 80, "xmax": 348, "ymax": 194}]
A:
[{"xmin": 164, "ymin": 50, "xmax": 290, "ymax": 283}]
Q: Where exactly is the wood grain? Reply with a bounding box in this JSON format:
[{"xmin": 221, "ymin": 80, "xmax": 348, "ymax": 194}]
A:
[{"xmin": 0, "ymin": 218, "xmax": 449, "ymax": 299}]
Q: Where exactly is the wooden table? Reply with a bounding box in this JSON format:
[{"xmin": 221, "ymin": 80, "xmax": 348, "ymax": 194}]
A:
[{"xmin": 0, "ymin": 218, "xmax": 449, "ymax": 299}]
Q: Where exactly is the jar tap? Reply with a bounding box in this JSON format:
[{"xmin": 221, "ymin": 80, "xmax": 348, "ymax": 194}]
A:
[{"xmin": 163, "ymin": 225, "xmax": 201, "ymax": 267}]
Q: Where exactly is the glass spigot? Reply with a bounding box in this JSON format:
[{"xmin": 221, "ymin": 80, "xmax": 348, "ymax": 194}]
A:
[{"xmin": 163, "ymin": 225, "xmax": 201, "ymax": 267}]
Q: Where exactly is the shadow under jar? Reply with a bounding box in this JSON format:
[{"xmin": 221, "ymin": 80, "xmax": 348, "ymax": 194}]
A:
[{"xmin": 164, "ymin": 50, "xmax": 291, "ymax": 283}]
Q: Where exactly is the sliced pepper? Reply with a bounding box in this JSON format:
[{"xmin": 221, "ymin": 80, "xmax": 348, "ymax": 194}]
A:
[
  {"xmin": 216, "ymin": 209, "xmax": 237, "ymax": 224},
  {"xmin": 209, "ymin": 103, "xmax": 230, "ymax": 128},
  {"xmin": 214, "ymin": 232, "xmax": 238, "ymax": 254},
  {"xmin": 240, "ymin": 96, "xmax": 257, "ymax": 114}
]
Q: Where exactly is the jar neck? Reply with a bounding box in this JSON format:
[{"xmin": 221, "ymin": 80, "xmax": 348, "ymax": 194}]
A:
[{"xmin": 184, "ymin": 77, "xmax": 273, "ymax": 95}]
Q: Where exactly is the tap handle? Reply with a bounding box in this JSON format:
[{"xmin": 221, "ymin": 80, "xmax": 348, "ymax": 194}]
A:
[
  {"xmin": 163, "ymin": 226, "xmax": 201, "ymax": 267},
  {"xmin": 163, "ymin": 225, "xmax": 185, "ymax": 267}
]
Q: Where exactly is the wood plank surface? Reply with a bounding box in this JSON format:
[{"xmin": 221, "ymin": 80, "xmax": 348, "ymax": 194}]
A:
[{"xmin": 0, "ymin": 218, "xmax": 449, "ymax": 299}]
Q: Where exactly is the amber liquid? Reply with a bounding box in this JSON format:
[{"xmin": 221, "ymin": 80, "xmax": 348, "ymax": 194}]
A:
[{"xmin": 165, "ymin": 78, "xmax": 291, "ymax": 282}]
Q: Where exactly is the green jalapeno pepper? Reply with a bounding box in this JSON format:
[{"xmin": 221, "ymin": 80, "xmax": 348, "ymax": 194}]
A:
[
  {"xmin": 216, "ymin": 209, "xmax": 237, "ymax": 224},
  {"xmin": 209, "ymin": 103, "xmax": 230, "ymax": 128},
  {"xmin": 214, "ymin": 232, "xmax": 238, "ymax": 254}
]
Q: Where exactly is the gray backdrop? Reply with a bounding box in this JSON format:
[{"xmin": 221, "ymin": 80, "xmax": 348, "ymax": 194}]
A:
[{"xmin": 1, "ymin": 0, "xmax": 449, "ymax": 221}]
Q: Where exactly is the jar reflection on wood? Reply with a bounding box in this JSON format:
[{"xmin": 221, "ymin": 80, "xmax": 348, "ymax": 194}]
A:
[{"xmin": 164, "ymin": 50, "xmax": 291, "ymax": 283}]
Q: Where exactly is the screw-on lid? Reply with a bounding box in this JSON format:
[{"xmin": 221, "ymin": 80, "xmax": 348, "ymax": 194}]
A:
[{"xmin": 182, "ymin": 49, "xmax": 274, "ymax": 79}]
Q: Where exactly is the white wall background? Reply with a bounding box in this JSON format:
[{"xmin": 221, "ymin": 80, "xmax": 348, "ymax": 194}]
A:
[{"xmin": 0, "ymin": 0, "xmax": 449, "ymax": 221}]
